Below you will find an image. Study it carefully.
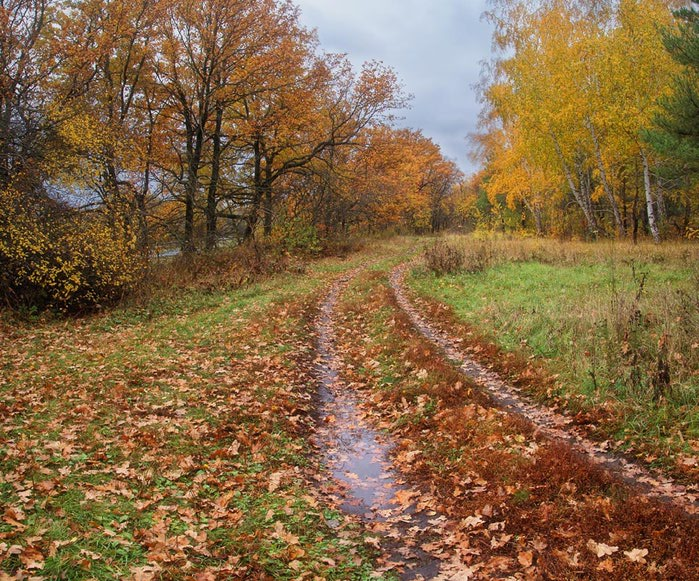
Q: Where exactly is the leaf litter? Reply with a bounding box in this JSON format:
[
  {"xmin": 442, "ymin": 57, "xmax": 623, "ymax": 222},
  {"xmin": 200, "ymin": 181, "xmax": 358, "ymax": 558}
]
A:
[
  {"xmin": 0, "ymin": 269, "xmax": 383, "ymax": 579},
  {"xmin": 313, "ymin": 269, "xmax": 454, "ymax": 579}
]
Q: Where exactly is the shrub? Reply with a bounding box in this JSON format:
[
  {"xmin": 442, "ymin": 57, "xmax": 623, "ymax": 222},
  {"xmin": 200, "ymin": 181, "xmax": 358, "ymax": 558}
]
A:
[
  {"xmin": 272, "ymin": 218, "xmax": 321, "ymax": 254},
  {"xmin": 149, "ymin": 241, "xmax": 294, "ymax": 294},
  {"xmin": 423, "ymin": 241, "xmax": 465, "ymax": 275},
  {"xmin": 0, "ymin": 188, "xmax": 146, "ymax": 311}
]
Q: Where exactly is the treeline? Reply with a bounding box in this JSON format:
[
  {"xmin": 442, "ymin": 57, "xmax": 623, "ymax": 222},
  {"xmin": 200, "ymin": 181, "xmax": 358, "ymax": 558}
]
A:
[
  {"xmin": 0, "ymin": 0, "xmax": 461, "ymax": 309},
  {"xmin": 469, "ymin": 0, "xmax": 699, "ymax": 240}
]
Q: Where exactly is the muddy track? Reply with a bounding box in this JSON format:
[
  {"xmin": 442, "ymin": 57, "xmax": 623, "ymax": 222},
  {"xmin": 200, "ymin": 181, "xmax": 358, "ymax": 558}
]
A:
[
  {"xmin": 389, "ymin": 263, "xmax": 699, "ymax": 516},
  {"xmin": 313, "ymin": 269, "xmax": 457, "ymax": 580}
]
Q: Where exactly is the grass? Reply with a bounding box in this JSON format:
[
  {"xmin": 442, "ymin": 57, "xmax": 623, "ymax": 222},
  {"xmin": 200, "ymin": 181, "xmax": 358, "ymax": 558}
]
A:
[
  {"xmin": 409, "ymin": 234, "xmax": 699, "ymax": 474},
  {"xmin": 0, "ymin": 238, "xmax": 417, "ymax": 580},
  {"xmin": 4, "ymin": 232, "xmax": 696, "ymax": 578}
]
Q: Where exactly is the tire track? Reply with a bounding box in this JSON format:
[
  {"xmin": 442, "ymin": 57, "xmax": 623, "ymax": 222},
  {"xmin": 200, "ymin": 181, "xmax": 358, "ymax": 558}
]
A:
[
  {"xmin": 313, "ymin": 269, "xmax": 453, "ymax": 580},
  {"xmin": 389, "ymin": 263, "xmax": 699, "ymax": 516}
]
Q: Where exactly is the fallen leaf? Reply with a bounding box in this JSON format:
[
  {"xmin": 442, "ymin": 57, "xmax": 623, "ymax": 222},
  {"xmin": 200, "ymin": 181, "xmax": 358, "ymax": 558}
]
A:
[
  {"xmin": 597, "ymin": 558, "xmax": 614, "ymax": 572},
  {"xmin": 268, "ymin": 471, "xmax": 283, "ymax": 492},
  {"xmin": 393, "ymin": 489, "xmax": 417, "ymax": 506},
  {"xmin": 20, "ymin": 546, "xmax": 45, "ymax": 570},
  {"xmin": 624, "ymin": 548, "xmax": 649, "ymax": 563},
  {"xmin": 289, "ymin": 560, "xmax": 301, "ymax": 571},
  {"xmin": 463, "ymin": 515, "xmax": 484, "ymax": 529},
  {"xmin": 532, "ymin": 538, "xmax": 548, "ymax": 551},
  {"xmin": 517, "ymin": 550, "xmax": 534, "ymax": 567},
  {"xmin": 587, "ymin": 539, "xmax": 619, "ymax": 558}
]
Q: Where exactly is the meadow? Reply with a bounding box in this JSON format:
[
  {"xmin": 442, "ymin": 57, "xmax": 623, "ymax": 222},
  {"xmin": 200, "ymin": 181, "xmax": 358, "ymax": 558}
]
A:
[
  {"xmin": 2, "ymin": 234, "xmax": 698, "ymax": 579},
  {"xmin": 412, "ymin": 235, "xmax": 699, "ymax": 475}
]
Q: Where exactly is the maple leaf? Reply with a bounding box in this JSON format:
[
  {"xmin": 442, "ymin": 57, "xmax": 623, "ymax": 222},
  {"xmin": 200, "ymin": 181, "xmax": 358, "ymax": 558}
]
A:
[
  {"xmin": 2, "ymin": 507, "xmax": 27, "ymax": 530},
  {"xmin": 517, "ymin": 550, "xmax": 534, "ymax": 567},
  {"xmin": 268, "ymin": 471, "xmax": 283, "ymax": 492},
  {"xmin": 19, "ymin": 546, "xmax": 45, "ymax": 570},
  {"xmin": 448, "ymin": 565, "xmax": 481, "ymax": 580},
  {"xmin": 130, "ymin": 564, "xmax": 161, "ymax": 581},
  {"xmin": 532, "ymin": 538, "xmax": 548, "ymax": 551},
  {"xmin": 272, "ymin": 521, "xmax": 300, "ymax": 545},
  {"xmin": 462, "ymin": 515, "xmax": 484, "ymax": 529},
  {"xmin": 597, "ymin": 558, "xmax": 614, "ymax": 572},
  {"xmin": 393, "ymin": 489, "xmax": 417, "ymax": 507}
]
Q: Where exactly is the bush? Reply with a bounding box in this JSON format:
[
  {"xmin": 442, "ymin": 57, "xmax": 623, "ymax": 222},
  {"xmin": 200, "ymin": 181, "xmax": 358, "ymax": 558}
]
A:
[
  {"xmin": 272, "ymin": 218, "xmax": 321, "ymax": 254},
  {"xmin": 423, "ymin": 241, "xmax": 465, "ymax": 275},
  {"xmin": 0, "ymin": 188, "xmax": 146, "ymax": 311},
  {"xmin": 149, "ymin": 241, "xmax": 294, "ymax": 294}
]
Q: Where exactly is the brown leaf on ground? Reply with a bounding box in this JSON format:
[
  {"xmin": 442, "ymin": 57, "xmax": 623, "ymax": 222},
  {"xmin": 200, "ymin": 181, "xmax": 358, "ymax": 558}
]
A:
[
  {"xmin": 517, "ymin": 550, "xmax": 534, "ymax": 567},
  {"xmin": 624, "ymin": 548, "xmax": 649, "ymax": 563},
  {"xmin": 587, "ymin": 539, "xmax": 619, "ymax": 558}
]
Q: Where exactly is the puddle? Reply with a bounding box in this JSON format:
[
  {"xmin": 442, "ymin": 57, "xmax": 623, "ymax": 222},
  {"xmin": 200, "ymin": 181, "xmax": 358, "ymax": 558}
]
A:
[{"xmin": 314, "ymin": 271, "xmax": 445, "ymax": 580}]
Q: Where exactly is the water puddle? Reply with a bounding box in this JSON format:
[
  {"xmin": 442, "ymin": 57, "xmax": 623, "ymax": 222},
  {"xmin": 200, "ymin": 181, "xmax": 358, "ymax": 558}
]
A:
[{"xmin": 314, "ymin": 270, "xmax": 445, "ymax": 580}]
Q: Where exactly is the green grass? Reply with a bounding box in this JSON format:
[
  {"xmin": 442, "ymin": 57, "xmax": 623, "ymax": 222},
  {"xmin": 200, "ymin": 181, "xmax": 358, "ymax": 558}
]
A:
[
  {"xmin": 0, "ymin": 239, "xmax": 418, "ymax": 580},
  {"xmin": 409, "ymin": 235, "xmax": 699, "ymax": 470}
]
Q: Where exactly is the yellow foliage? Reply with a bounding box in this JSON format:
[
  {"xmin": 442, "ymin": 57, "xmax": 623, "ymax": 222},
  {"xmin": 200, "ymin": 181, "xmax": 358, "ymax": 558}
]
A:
[{"xmin": 0, "ymin": 188, "xmax": 145, "ymax": 310}]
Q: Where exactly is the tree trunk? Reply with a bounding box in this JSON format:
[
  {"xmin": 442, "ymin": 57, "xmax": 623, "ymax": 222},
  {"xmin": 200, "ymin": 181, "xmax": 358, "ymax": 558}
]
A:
[
  {"xmin": 263, "ymin": 164, "xmax": 273, "ymax": 237},
  {"xmin": 655, "ymin": 184, "xmax": 667, "ymax": 222},
  {"xmin": 136, "ymin": 160, "xmax": 149, "ymax": 253},
  {"xmin": 205, "ymin": 105, "xmax": 223, "ymax": 251},
  {"xmin": 245, "ymin": 139, "xmax": 263, "ymax": 242},
  {"xmin": 586, "ymin": 119, "xmax": 624, "ymax": 236},
  {"xmin": 0, "ymin": 100, "xmax": 13, "ymax": 187},
  {"xmin": 522, "ymin": 194, "xmax": 543, "ymax": 236},
  {"xmin": 632, "ymin": 164, "xmax": 640, "ymax": 245},
  {"xmin": 183, "ymin": 125, "xmax": 204, "ymax": 253},
  {"xmin": 551, "ymin": 133, "xmax": 598, "ymax": 236},
  {"xmin": 620, "ymin": 172, "xmax": 628, "ymax": 236},
  {"xmin": 640, "ymin": 150, "xmax": 660, "ymax": 243}
]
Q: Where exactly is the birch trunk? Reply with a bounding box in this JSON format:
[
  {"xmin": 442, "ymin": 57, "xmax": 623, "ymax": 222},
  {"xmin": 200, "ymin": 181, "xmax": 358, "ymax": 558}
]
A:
[
  {"xmin": 586, "ymin": 118, "xmax": 625, "ymax": 236},
  {"xmin": 641, "ymin": 149, "xmax": 660, "ymax": 243},
  {"xmin": 551, "ymin": 133, "xmax": 598, "ymax": 236}
]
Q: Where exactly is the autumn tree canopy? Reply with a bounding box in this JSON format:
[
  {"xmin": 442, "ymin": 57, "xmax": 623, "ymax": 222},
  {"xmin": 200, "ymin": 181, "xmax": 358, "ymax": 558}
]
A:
[
  {"xmin": 472, "ymin": 0, "xmax": 697, "ymax": 240},
  {"xmin": 0, "ymin": 0, "xmax": 461, "ymax": 309}
]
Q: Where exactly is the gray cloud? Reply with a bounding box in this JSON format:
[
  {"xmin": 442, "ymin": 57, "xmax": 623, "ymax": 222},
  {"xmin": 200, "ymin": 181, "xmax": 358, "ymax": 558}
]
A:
[{"xmin": 295, "ymin": 0, "xmax": 492, "ymax": 174}]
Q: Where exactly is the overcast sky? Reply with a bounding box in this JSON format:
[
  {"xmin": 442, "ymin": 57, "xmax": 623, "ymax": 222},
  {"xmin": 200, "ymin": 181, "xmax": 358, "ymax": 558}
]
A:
[{"xmin": 294, "ymin": 0, "xmax": 493, "ymax": 176}]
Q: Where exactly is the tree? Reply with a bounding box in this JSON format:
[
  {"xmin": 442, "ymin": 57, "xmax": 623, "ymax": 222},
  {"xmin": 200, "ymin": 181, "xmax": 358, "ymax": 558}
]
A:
[
  {"xmin": 155, "ymin": 0, "xmax": 266, "ymax": 252},
  {"xmin": 648, "ymin": 2, "xmax": 699, "ymax": 171},
  {"xmin": 237, "ymin": 54, "xmax": 406, "ymax": 240},
  {"xmin": 0, "ymin": 0, "xmax": 64, "ymax": 190},
  {"xmin": 54, "ymin": 0, "xmax": 163, "ymax": 249},
  {"xmin": 479, "ymin": 0, "xmax": 683, "ymax": 240}
]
